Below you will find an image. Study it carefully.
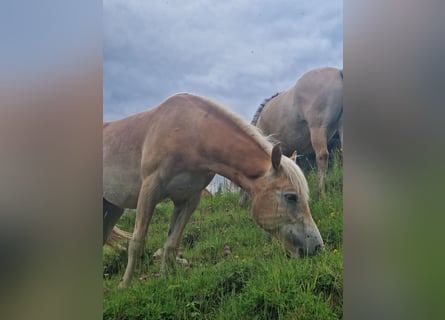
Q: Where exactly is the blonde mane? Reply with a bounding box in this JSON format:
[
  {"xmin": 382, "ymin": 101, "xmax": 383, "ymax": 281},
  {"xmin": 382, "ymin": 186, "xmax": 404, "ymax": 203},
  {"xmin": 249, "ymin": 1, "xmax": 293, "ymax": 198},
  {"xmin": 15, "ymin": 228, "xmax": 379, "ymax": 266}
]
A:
[
  {"xmin": 198, "ymin": 94, "xmax": 310, "ymax": 201},
  {"xmin": 280, "ymin": 156, "xmax": 310, "ymax": 201}
]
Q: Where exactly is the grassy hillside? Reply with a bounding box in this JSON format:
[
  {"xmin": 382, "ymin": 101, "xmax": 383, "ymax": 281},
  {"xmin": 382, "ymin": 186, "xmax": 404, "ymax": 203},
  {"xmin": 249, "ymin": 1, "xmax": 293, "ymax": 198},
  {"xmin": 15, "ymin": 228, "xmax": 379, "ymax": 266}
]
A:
[{"xmin": 103, "ymin": 152, "xmax": 343, "ymax": 319}]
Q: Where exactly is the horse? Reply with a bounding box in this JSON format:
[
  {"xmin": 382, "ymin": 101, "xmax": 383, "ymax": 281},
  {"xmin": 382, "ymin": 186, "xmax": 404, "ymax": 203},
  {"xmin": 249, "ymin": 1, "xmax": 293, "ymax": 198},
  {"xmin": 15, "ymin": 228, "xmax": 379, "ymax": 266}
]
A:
[
  {"xmin": 252, "ymin": 67, "xmax": 343, "ymax": 195},
  {"xmin": 103, "ymin": 93, "xmax": 324, "ymax": 288}
]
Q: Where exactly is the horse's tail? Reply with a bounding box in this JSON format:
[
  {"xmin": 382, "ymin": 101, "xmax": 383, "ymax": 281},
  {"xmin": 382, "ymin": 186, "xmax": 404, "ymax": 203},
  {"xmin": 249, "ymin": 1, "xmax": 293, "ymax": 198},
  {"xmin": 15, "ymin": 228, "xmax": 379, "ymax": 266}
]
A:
[
  {"xmin": 339, "ymin": 69, "xmax": 343, "ymax": 80},
  {"xmin": 106, "ymin": 226, "xmax": 132, "ymax": 250},
  {"xmin": 251, "ymin": 92, "xmax": 280, "ymax": 126}
]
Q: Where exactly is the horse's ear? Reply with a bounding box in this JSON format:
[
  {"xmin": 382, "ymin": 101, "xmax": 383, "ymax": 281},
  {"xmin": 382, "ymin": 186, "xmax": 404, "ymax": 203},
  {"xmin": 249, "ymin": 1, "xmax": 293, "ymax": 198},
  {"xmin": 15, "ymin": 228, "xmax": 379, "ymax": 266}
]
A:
[
  {"xmin": 271, "ymin": 143, "xmax": 282, "ymax": 170},
  {"xmin": 290, "ymin": 150, "xmax": 297, "ymax": 162}
]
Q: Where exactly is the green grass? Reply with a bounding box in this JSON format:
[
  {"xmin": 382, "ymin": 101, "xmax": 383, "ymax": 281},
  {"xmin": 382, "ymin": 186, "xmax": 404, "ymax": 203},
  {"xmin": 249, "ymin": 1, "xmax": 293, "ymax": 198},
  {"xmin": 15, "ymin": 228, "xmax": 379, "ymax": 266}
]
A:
[{"xmin": 103, "ymin": 152, "xmax": 343, "ymax": 319}]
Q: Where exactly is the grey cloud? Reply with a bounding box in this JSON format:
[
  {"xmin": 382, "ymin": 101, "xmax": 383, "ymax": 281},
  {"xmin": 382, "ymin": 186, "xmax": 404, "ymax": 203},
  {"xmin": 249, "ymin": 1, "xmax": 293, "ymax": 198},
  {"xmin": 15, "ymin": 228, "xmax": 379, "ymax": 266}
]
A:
[{"xmin": 104, "ymin": 0, "xmax": 342, "ymax": 122}]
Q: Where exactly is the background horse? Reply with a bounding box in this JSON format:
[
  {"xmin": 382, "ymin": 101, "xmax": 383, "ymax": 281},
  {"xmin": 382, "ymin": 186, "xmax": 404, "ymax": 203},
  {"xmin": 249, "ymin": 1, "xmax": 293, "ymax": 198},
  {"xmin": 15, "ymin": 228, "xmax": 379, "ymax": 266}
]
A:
[
  {"xmin": 252, "ymin": 67, "xmax": 343, "ymax": 195},
  {"xmin": 103, "ymin": 93, "xmax": 324, "ymax": 288}
]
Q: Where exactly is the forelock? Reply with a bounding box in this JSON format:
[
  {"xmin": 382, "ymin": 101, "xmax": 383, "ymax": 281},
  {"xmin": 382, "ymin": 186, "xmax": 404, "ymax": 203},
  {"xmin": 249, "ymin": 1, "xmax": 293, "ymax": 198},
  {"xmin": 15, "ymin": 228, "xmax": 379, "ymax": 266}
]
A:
[{"xmin": 280, "ymin": 156, "xmax": 310, "ymax": 201}]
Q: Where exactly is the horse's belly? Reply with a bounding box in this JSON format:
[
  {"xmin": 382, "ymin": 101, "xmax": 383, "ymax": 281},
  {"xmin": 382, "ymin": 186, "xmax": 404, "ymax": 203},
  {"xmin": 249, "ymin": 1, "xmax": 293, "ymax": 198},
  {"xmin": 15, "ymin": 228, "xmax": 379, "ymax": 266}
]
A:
[{"xmin": 103, "ymin": 167, "xmax": 141, "ymax": 209}]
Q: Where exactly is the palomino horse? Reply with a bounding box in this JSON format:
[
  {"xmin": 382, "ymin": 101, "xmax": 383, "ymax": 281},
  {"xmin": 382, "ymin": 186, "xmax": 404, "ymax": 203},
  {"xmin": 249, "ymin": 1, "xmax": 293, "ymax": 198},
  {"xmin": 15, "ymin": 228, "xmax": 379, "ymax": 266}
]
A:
[
  {"xmin": 252, "ymin": 67, "xmax": 343, "ymax": 195},
  {"xmin": 103, "ymin": 93, "xmax": 324, "ymax": 288}
]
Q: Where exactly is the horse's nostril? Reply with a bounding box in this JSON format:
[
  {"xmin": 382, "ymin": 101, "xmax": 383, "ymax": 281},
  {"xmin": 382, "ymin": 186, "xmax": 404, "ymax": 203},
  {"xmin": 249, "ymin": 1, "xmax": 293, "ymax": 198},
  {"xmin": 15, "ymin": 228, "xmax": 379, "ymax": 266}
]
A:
[{"xmin": 315, "ymin": 244, "xmax": 323, "ymax": 252}]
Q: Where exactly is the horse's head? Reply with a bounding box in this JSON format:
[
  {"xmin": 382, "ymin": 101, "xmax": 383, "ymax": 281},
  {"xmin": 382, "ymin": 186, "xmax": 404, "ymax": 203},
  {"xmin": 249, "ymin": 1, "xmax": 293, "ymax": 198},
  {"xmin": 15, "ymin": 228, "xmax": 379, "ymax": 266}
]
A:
[{"xmin": 251, "ymin": 144, "xmax": 324, "ymax": 257}]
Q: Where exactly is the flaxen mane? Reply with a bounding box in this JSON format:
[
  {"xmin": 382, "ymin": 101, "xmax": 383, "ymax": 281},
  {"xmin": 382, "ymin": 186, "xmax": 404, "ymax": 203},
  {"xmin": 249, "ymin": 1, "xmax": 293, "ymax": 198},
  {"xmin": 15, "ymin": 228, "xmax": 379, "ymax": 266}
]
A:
[
  {"xmin": 251, "ymin": 92, "xmax": 280, "ymax": 126},
  {"xmin": 199, "ymin": 95, "xmax": 309, "ymax": 200}
]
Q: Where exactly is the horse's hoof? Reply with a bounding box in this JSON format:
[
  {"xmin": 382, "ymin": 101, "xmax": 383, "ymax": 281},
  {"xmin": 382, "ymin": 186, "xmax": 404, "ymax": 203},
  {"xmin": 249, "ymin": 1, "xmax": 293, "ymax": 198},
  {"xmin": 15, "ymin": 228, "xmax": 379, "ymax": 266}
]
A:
[
  {"xmin": 176, "ymin": 257, "xmax": 188, "ymax": 265},
  {"xmin": 153, "ymin": 248, "xmax": 163, "ymax": 259}
]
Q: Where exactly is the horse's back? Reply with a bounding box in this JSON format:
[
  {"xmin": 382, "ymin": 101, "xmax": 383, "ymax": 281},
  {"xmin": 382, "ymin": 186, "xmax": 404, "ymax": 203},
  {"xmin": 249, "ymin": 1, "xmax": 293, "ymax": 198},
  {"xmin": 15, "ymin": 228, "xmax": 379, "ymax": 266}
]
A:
[
  {"xmin": 256, "ymin": 67, "xmax": 343, "ymax": 155},
  {"xmin": 294, "ymin": 67, "xmax": 343, "ymax": 109},
  {"xmin": 294, "ymin": 67, "xmax": 343, "ymax": 127}
]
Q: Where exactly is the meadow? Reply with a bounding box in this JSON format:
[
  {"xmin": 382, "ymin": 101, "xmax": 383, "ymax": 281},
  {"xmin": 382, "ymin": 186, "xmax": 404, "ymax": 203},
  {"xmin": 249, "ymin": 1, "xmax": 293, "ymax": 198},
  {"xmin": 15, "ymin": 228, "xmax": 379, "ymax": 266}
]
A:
[{"xmin": 103, "ymin": 152, "xmax": 343, "ymax": 320}]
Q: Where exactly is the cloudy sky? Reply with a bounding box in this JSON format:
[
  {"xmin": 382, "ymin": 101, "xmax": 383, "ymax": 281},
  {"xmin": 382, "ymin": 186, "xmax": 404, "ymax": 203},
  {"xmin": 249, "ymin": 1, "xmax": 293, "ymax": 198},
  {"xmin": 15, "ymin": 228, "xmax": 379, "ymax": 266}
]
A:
[{"xmin": 103, "ymin": 0, "xmax": 342, "ymax": 122}]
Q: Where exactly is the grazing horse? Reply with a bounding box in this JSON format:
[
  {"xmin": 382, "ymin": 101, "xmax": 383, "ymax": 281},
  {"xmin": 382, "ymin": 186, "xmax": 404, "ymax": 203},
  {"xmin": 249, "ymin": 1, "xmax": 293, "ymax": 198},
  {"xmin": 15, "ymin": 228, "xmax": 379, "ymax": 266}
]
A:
[
  {"xmin": 103, "ymin": 93, "xmax": 324, "ymax": 288},
  {"xmin": 252, "ymin": 67, "xmax": 343, "ymax": 194}
]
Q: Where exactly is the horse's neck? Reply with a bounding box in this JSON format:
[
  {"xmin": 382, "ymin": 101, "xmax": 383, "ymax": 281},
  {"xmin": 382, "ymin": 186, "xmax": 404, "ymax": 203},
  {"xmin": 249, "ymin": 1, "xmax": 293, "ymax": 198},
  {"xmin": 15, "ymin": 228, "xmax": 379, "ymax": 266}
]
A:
[
  {"xmin": 199, "ymin": 124, "xmax": 271, "ymax": 194},
  {"xmin": 207, "ymin": 160, "xmax": 267, "ymax": 194}
]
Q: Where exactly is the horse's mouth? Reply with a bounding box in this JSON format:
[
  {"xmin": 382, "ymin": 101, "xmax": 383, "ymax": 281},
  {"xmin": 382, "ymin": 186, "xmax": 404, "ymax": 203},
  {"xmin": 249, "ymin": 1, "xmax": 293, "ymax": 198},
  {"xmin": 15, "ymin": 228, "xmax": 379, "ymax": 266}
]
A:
[
  {"xmin": 297, "ymin": 244, "xmax": 324, "ymax": 258},
  {"xmin": 281, "ymin": 226, "xmax": 324, "ymax": 257},
  {"xmin": 298, "ymin": 248, "xmax": 305, "ymax": 258}
]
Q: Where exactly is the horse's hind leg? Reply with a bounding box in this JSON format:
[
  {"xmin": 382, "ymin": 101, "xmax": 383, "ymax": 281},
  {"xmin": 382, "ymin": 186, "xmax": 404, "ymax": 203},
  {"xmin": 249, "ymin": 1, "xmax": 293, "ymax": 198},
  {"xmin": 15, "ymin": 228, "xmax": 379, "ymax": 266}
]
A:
[
  {"xmin": 103, "ymin": 198, "xmax": 124, "ymax": 245},
  {"xmin": 338, "ymin": 116, "xmax": 343, "ymax": 152},
  {"xmin": 310, "ymin": 127, "xmax": 329, "ymax": 196},
  {"xmin": 161, "ymin": 193, "xmax": 201, "ymax": 274},
  {"xmin": 119, "ymin": 178, "xmax": 160, "ymax": 289}
]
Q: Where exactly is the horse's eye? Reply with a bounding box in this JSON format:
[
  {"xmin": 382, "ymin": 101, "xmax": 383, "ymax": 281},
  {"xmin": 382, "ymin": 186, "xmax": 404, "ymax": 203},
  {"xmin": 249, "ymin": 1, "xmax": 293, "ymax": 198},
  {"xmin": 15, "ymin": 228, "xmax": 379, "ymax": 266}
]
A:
[{"xmin": 284, "ymin": 193, "xmax": 297, "ymax": 203}]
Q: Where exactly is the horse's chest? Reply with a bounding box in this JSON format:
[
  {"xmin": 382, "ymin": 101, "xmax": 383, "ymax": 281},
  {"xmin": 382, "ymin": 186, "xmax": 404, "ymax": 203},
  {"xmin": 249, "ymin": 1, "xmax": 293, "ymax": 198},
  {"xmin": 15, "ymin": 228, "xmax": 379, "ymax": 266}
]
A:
[{"xmin": 165, "ymin": 171, "xmax": 212, "ymax": 201}]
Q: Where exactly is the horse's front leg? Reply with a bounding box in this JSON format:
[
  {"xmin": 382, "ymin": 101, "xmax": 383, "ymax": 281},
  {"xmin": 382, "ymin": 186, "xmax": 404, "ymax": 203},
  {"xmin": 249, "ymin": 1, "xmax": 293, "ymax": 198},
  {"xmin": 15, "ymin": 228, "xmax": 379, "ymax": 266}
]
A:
[
  {"xmin": 161, "ymin": 193, "xmax": 201, "ymax": 274},
  {"xmin": 119, "ymin": 178, "xmax": 159, "ymax": 289}
]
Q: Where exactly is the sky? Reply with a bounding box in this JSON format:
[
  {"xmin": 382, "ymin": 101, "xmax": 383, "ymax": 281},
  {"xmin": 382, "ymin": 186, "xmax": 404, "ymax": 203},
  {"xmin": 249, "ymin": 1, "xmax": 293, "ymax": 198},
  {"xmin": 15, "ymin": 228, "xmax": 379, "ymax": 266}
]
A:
[{"xmin": 103, "ymin": 0, "xmax": 342, "ymax": 122}]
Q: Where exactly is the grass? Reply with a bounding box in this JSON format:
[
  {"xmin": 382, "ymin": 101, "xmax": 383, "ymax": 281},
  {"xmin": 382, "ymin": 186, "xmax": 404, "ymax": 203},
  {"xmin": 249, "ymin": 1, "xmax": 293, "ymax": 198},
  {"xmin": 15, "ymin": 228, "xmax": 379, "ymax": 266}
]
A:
[{"xmin": 103, "ymin": 151, "xmax": 343, "ymax": 319}]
